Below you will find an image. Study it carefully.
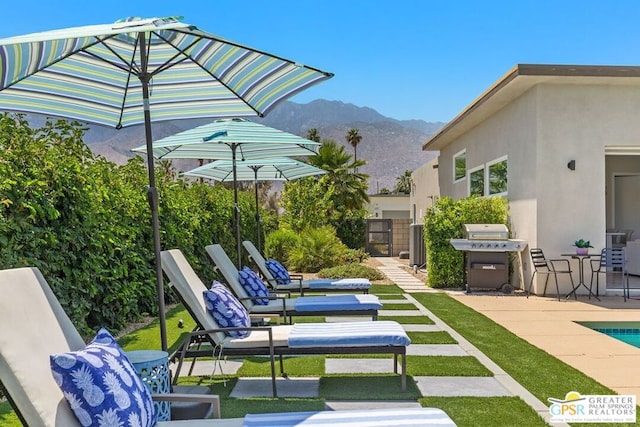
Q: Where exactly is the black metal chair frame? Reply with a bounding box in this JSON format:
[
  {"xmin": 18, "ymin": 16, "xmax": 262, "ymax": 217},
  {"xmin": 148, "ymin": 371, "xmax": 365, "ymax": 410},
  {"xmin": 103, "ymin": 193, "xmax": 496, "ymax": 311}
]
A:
[
  {"xmin": 589, "ymin": 247, "xmax": 630, "ymax": 301},
  {"xmin": 527, "ymin": 248, "xmax": 575, "ymax": 301}
]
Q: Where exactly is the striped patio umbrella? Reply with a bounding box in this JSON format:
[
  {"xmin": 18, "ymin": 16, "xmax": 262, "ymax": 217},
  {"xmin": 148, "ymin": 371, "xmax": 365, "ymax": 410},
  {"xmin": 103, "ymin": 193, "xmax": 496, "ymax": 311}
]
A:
[
  {"xmin": 184, "ymin": 157, "xmax": 326, "ymax": 252},
  {"xmin": 0, "ymin": 16, "xmax": 332, "ymax": 351},
  {"xmin": 133, "ymin": 118, "xmax": 322, "ymax": 267}
]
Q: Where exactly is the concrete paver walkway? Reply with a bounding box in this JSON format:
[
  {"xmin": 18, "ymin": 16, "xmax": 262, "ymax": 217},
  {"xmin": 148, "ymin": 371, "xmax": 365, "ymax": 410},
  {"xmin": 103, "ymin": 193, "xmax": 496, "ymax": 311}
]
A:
[{"xmin": 174, "ymin": 257, "xmax": 579, "ymax": 426}]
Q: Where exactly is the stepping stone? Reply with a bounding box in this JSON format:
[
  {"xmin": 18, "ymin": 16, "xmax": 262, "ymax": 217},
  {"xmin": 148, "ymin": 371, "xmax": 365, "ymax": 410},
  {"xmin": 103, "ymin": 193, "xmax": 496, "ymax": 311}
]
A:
[
  {"xmin": 379, "ymin": 310, "xmax": 423, "ymax": 316},
  {"xmin": 170, "ymin": 359, "xmax": 243, "ymax": 377},
  {"xmin": 325, "ymin": 316, "xmax": 377, "ymax": 323},
  {"xmin": 403, "ymin": 324, "xmax": 441, "ymax": 332},
  {"xmin": 414, "ymin": 376, "xmax": 513, "ymax": 397},
  {"xmin": 325, "ymin": 358, "xmax": 400, "ymax": 374},
  {"xmin": 379, "ymin": 298, "xmax": 410, "ymax": 304},
  {"xmin": 325, "ymin": 401, "xmax": 423, "ymax": 410},
  {"xmin": 407, "ymin": 344, "xmax": 468, "ymax": 356},
  {"xmin": 230, "ymin": 377, "xmax": 319, "ymax": 398}
]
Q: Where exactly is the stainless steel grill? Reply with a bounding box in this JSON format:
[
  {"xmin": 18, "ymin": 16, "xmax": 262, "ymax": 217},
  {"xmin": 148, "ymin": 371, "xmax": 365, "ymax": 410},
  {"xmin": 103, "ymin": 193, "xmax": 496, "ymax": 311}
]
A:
[{"xmin": 450, "ymin": 224, "xmax": 528, "ymax": 293}]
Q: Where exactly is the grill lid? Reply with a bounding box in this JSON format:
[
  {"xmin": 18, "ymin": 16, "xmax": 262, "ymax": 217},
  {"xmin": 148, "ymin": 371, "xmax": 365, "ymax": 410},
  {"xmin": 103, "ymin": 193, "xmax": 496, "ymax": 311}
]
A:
[{"xmin": 463, "ymin": 224, "xmax": 509, "ymax": 240}]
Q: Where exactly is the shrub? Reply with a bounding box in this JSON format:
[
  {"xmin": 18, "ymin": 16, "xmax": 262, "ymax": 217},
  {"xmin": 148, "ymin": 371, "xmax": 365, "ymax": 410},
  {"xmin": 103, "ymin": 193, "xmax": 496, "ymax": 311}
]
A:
[
  {"xmin": 424, "ymin": 196, "xmax": 509, "ymax": 288},
  {"xmin": 0, "ymin": 115, "xmax": 262, "ymax": 336},
  {"xmin": 340, "ymin": 248, "xmax": 369, "ymax": 264},
  {"xmin": 318, "ymin": 263, "xmax": 385, "ymax": 280},
  {"xmin": 264, "ymin": 229, "xmax": 300, "ymax": 264},
  {"xmin": 287, "ymin": 226, "xmax": 347, "ymax": 272}
]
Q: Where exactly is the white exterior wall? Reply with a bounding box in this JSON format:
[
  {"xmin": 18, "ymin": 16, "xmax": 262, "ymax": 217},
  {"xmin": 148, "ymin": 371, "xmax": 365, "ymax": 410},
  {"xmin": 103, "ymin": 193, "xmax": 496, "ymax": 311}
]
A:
[
  {"xmin": 428, "ymin": 81, "xmax": 640, "ymax": 295},
  {"xmin": 410, "ymin": 157, "xmax": 440, "ymax": 224},
  {"xmin": 367, "ymin": 194, "xmax": 410, "ymax": 219}
]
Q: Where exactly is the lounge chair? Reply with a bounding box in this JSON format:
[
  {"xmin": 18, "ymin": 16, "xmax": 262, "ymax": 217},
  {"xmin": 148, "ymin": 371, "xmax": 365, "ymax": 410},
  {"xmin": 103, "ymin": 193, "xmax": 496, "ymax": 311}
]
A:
[
  {"xmin": 0, "ymin": 266, "xmax": 241, "ymax": 427},
  {"xmin": 161, "ymin": 249, "xmax": 411, "ymax": 396},
  {"xmin": 206, "ymin": 244, "xmax": 380, "ymax": 320},
  {"xmin": 0, "ymin": 265, "xmax": 455, "ymax": 427},
  {"xmin": 242, "ymin": 240, "xmax": 371, "ymax": 295}
]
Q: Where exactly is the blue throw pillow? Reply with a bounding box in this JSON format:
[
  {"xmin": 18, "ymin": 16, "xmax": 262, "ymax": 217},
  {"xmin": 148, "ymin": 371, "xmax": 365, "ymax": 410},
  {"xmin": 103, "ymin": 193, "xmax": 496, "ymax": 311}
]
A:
[
  {"xmin": 265, "ymin": 259, "xmax": 291, "ymax": 285},
  {"xmin": 50, "ymin": 328, "xmax": 156, "ymax": 427},
  {"xmin": 203, "ymin": 280, "xmax": 251, "ymax": 338},
  {"xmin": 238, "ymin": 266, "xmax": 270, "ymax": 305}
]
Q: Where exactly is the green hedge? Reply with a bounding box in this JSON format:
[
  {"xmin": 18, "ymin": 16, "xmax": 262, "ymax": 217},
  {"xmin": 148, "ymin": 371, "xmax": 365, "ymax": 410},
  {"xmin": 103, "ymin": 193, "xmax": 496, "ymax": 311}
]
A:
[
  {"xmin": 424, "ymin": 196, "xmax": 509, "ymax": 288},
  {"xmin": 0, "ymin": 115, "xmax": 271, "ymax": 337}
]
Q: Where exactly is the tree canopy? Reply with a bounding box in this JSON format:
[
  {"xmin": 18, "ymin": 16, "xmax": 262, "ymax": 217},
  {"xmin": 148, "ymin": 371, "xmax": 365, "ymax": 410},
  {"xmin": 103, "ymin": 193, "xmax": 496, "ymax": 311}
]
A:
[{"xmin": 281, "ymin": 136, "xmax": 369, "ymax": 248}]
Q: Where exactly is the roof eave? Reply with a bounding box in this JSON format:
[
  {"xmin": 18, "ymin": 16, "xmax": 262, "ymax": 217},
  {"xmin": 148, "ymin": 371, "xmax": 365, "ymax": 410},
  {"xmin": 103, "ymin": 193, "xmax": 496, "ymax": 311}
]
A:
[{"xmin": 422, "ymin": 63, "xmax": 640, "ymax": 151}]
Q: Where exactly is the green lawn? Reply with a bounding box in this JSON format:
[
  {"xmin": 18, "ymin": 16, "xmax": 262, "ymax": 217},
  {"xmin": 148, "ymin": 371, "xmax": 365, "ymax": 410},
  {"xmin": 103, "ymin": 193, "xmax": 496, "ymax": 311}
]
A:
[{"xmin": 3, "ymin": 289, "xmax": 637, "ymax": 426}]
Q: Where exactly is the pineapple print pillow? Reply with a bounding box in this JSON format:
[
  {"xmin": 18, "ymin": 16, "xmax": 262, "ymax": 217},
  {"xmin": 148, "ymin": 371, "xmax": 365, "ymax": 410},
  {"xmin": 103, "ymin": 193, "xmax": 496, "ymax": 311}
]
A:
[
  {"xmin": 238, "ymin": 266, "xmax": 270, "ymax": 305},
  {"xmin": 203, "ymin": 280, "xmax": 251, "ymax": 338},
  {"xmin": 50, "ymin": 328, "xmax": 157, "ymax": 427},
  {"xmin": 265, "ymin": 259, "xmax": 291, "ymax": 285}
]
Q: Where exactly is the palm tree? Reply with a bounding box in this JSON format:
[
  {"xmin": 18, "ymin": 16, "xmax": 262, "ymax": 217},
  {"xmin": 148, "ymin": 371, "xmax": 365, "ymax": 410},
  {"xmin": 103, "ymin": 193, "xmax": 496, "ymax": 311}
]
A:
[
  {"xmin": 308, "ymin": 139, "xmax": 369, "ymax": 211},
  {"xmin": 306, "ymin": 128, "xmax": 321, "ymax": 142},
  {"xmin": 394, "ymin": 170, "xmax": 413, "ymax": 194},
  {"xmin": 345, "ymin": 128, "xmax": 362, "ymax": 164}
]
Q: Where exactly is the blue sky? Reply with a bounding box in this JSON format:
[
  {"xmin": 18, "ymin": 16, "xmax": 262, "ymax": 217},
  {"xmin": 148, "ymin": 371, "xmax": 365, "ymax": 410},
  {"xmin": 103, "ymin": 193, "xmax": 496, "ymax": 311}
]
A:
[{"xmin": 3, "ymin": 0, "xmax": 640, "ymax": 122}]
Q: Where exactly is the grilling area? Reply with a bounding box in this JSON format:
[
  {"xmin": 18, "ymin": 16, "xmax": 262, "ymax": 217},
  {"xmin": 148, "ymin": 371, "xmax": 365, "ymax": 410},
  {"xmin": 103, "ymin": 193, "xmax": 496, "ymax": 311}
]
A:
[{"xmin": 450, "ymin": 224, "xmax": 528, "ymax": 293}]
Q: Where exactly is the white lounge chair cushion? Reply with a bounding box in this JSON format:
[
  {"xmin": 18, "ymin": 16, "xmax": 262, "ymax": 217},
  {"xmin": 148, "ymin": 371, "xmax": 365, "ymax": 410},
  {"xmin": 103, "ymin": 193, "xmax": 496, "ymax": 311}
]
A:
[
  {"xmin": 243, "ymin": 407, "xmax": 456, "ymax": 426},
  {"xmin": 288, "ymin": 321, "xmax": 410, "ymax": 348},
  {"xmin": 223, "ymin": 325, "xmax": 293, "ymax": 349},
  {"xmin": 203, "ymin": 281, "xmax": 251, "ymax": 338},
  {"xmin": 50, "ymin": 328, "xmax": 156, "ymax": 427},
  {"xmin": 238, "ymin": 266, "xmax": 270, "ymax": 305},
  {"xmin": 306, "ymin": 278, "xmax": 371, "ymax": 290},
  {"xmin": 246, "ymin": 294, "xmax": 381, "ymax": 314},
  {"xmin": 293, "ymin": 294, "xmax": 381, "ymax": 311},
  {"xmin": 222, "ymin": 320, "xmax": 410, "ymax": 349}
]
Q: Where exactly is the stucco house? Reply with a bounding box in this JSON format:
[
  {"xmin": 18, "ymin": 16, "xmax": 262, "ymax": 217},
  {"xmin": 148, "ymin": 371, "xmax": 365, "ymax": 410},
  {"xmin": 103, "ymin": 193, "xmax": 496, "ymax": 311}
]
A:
[{"xmin": 418, "ymin": 64, "xmax": 640, "ymax": 296}]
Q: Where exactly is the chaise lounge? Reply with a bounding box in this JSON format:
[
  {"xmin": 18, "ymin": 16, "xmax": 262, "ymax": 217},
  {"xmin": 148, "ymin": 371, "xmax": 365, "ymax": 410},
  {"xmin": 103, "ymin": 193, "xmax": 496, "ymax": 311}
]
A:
[
  {"xmin": 0, "ymin": 265, "xmax": 456, "ymax": 426},
  {"xmin": 161, "ymin": 249, "xmax": 412, "ymax": 397},
  {"xmin": 206, "ymin": 244, "xmax": 380, "ymax": 320},
  {"xmin": 242, "ymin": 240, "xmax": 371, "ymax": 295}
]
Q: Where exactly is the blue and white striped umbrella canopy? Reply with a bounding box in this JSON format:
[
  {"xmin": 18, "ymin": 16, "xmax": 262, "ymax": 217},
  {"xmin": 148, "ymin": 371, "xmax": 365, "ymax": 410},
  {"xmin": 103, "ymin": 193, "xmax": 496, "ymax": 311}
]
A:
[
  {"xmin": 134, "ymin": 117, "xmax": 322, "ymax": 268},
  {"xmin": 0, "ymin": 16, "xmax": 333, "ymax": 126},
  {"xmin": 0, "ymin": 16, "xmax": 332, "ymax": 352},
  {"xmin": 184, "ymin": 157, "xmax": 325, "ymax": 253},
  {"xmin": 183, "ymin": 157, "xmax": 326, "ymax": 182},
  {"xmin": 133, "ymin": 117, "xmax": 320, "ymax": 160}
]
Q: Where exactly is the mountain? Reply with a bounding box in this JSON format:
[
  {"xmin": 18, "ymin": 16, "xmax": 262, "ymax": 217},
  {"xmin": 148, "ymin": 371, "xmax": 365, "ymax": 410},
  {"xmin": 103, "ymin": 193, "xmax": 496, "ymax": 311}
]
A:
[{"xmin": 78, "ymin": 99, "xmax": 444, "ymax": 192}]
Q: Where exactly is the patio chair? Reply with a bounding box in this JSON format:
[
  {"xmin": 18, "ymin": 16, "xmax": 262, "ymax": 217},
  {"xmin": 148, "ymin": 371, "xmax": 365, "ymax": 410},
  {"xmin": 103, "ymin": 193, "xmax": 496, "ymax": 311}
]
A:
[
  {"xmin": 242, "ymin": 240, "xmax": 371, "ymax": 295},
  {"xmin": 0, "ymin": 266, "xmax": 453, "ymax": 427},
  {"xmin": 206, "ymin": 244, "xmax": 381, "ymax": 321},
  {"xmin": 526, "ymin": 248, "xmax": 575, "ymax": 301},
  {"xmin": 0, "ymin": 266, "xmax": 240, "ymax": 427},
  {"xmin": 611, "ymin": 229, "xmax": 634, "ymax": 249},
  {"xmin": 589, "ymin": 247, "xmax": 630, "ymax": 301},
  {"xmin": 161, "ymin": 249, "xmax": 411, "ymax": 396}
]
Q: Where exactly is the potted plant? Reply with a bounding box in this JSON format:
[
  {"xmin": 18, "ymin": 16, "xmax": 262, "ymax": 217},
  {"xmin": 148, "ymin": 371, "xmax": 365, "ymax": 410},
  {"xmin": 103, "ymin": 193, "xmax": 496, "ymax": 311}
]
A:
[{"xmin": 573, "ymin": 239, "xmax": 593, "ymax": 255}]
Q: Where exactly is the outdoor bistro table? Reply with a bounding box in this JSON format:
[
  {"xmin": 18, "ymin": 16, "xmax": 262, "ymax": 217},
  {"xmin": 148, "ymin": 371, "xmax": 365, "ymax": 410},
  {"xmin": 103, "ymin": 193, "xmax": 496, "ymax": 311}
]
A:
[
  {"xmin": 561, "ymin": 253, "xmax": 601, "ymax": 301},
  {"xmin": 126, "ymin": 350, "xmax": 171, "ymax": 421}
]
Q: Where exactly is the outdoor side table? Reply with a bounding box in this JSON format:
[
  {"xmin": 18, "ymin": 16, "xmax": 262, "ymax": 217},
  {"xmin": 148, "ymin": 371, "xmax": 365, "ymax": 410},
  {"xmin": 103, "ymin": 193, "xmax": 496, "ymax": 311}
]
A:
[
  {"xmin": 561, "ymin": 253, "xmax": 601, "ymax": 301},
  {"xmin": 126, "ymin": 349, "xmax": 171, "ymax": 421}
]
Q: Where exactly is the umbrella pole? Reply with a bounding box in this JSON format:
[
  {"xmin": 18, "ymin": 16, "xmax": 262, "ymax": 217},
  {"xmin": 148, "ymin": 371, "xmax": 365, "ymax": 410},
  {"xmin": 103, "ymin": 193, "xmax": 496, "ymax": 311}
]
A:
[
  {"xmin": 232, "ymin": 144, "xmax": 242, "ymax": 269},
  {"xmin": 140, "ymin": 37, "xmax": 168, "ymax": 352},
  {"xmin": 253, "ymin": 168, "xmax": 261, "ymax": 253}
]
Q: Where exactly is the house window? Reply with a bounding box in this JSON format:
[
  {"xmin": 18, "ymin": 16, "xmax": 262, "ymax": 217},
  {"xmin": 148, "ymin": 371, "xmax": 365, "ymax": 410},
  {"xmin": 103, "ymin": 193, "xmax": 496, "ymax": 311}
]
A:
[
  {"xmin": 453, "ymin": 150, "xmax": 466, "ymax": 182},
  {"xmin": 488, "ymin": 157, "xmax": 508, "ymax": 196},
  {"xmin": 469, "ymin": 165, "xmax": 485, "ymax": 196}
]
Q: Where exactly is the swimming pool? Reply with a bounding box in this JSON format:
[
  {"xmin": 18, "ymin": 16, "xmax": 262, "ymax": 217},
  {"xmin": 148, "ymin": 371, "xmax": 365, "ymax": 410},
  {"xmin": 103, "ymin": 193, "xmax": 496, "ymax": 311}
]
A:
[{"xmin": 578, "ymin": 321, "xmax": 640, "ymax": 349}]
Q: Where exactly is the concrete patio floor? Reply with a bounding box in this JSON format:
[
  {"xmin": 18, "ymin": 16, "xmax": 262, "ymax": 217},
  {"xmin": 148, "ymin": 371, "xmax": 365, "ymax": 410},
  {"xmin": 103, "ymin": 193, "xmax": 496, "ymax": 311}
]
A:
[{"xmin": 448, "ymin": 291, "xmax": 640, "ymax": 399}]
